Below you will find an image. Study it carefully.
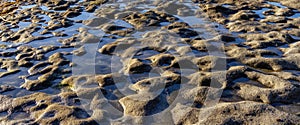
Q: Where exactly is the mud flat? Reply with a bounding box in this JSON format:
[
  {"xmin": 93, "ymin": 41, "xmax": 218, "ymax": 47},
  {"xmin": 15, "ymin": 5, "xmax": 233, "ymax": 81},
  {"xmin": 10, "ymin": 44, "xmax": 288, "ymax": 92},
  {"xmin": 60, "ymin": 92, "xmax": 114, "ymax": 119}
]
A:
[{"xmin": 0, "ymin": 0, "xmax": 299, "ymax": 124}]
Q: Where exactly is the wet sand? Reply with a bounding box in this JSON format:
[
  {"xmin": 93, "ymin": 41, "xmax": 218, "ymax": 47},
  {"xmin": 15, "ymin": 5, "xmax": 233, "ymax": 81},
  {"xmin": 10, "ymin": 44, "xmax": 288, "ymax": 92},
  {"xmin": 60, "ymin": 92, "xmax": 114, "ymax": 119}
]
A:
[{"xmin": 0, "ymin": 0, "xmax": 299, "ymax": 124}]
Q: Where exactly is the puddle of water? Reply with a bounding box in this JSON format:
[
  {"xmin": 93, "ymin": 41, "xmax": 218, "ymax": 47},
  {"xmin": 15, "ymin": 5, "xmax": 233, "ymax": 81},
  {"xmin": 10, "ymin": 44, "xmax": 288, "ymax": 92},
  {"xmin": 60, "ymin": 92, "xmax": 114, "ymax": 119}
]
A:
[
  {"xmin": 177, "ymin": 16, "xmax": 219, "ymax": 39},
  {"xmin": 40, "ymin": 5, "xmax": 49, "ymax": 11},
  {"xmin": 88, "ymin": 29, "xmax": 105, "ymax": 37},
  {"xmin": 43, "ymin": 47, "xmax": 73, "ymax": 57},
  {"xmin": 116, "ymin": 3, "xmax": 127, "ymax": 11},
  {"xmin": 134, "ymin": 49, "xmax": 160, "ymax": 59},
  {"xmin": 267, "ymin": 1, "xmax": 287, "ymax": 9},
  {"xmin": 2, "ymin": 87, "xmax": 34, "ymax": 98},
  {"xmin": 26, "ymin": 37, "xmax": 63, "ymax": 47},
  {"xmin": 69, "ymin": 12, "xmax": 95, "ymax": 21},
  {"xmin": 289, "ymin": 13, "xmax": 300, "ymax": 18},
  {"xmin": 137, "ymin": 5, "xmax": 156, "ymax": 12},
  {"xmin": 264, "ymin": 47, "xmax": 283, "ymax": 57},
  {"xmin": 179, "ymin": 16, "xmax": 205, "ymax": 26},
  {"xmin": 31, "ymin": 27, "xmax": 48, "ymax": 37},
  {"xmin": 108, "ymin": 1, "xmax": 156, "ymax": 13},
  {"xmin": 191, "ymin": 49, "xmax": 208, "ymax": 57},
  {"xmin": 0, "ymin": 68, "xmax": 7, "ymax": 72},
  {"xmin": 0, "ymin": 40, "xmax": 13, "ymax": 45},
  {"xmin": 18, "ymin": 21, "xmax": 32, "ymax": 30},
  {"xmin": 21, "ymin": 4, "xmax": 37, "ymax": 9},
  {"xmin": 160, "ymin": 22, "xmax": 171, "ymax": 26},
  {"xmin": 266, "ymin": 22, "xmax": 277, "ymax": 25},
  {"xmin": 182, "ymin": 1, "xmax": 199, "ymax": 9},
  {"xmin": 52, "ymin": 23, "xmax": 86, "ymax": 37},
  {"xmin": 0, "ymin": 72, "xmax": 26, "ymax": 87},
  {"xmin": 0, "ymin": 112, "xmax": 8, "ymax": 118},
  {"xmin": 290, "ymin": 35, "xmax": 300, "ymax": 40},
  {"xmin": 288, "ymin": 70, "xmax": 300, "ymax": 76},
  {"xmin": 10, "ymin": 27, "xmax": 19, "ymax": 32},
  {"xmin": 37, "ymin": 87, "xmax": 62, "ymax": 95},
  {"xmin": 253, "ymin": 8, "xmax": 270, "ymax": 19},
  {"xmin": 39, "ymin": 15, "xmax": 51, "ymax": 24},
  {"xmin": 114, "ymin": 20, "xmax": 134, "ymax": 28},
  {"xmin": 222, "ymin": 4, "xmax": 234, "ymax": 8}
]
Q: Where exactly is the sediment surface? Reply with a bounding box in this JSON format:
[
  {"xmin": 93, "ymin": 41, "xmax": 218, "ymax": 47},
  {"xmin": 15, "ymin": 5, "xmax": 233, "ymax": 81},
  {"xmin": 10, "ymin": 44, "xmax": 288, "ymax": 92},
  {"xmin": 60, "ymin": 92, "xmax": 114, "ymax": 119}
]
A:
[{"xmin": 0, "ymin": 0, "xmax": 299, "ymax": 124}]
